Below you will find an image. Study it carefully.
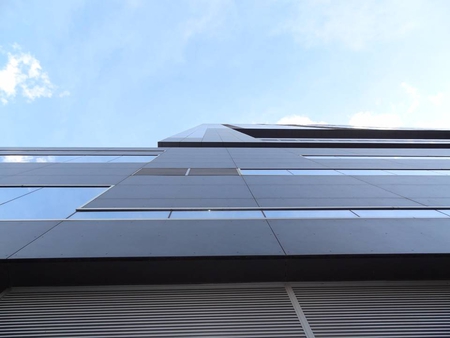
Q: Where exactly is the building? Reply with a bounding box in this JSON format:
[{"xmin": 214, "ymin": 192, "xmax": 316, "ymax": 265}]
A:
[{"xmin": 1, "ymin": 123, "xmax": 450, "ymax": 337}]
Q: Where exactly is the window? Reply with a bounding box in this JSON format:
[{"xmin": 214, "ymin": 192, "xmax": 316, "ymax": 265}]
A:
[
  {"xmin": 0, "ymin": 155, "xmax": 157, "ymax": 163},
  {"xmin": 0, "ymin": 187, "xmax": 107, "ymax": 220}
]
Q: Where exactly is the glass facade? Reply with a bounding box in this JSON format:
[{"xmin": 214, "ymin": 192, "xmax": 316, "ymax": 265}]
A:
[
  {"xmin": 0, "ymin": 188, "xmax": 107, "ymax": 219},
  {"xmin": 0, "ymin": 155, "xmax": 157, "ymax": 163}
]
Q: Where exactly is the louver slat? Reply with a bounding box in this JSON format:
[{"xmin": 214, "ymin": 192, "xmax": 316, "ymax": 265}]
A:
[
  {"xmin": 293, "ymin": 284, "xmax": 450, "ymax": 338},
  {"xmin": 0, "ymin": 286, "xmax": 306, "ymax": 338}
]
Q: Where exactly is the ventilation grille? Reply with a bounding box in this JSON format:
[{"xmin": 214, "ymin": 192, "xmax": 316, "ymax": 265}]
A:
[
  {"xmin": 294, "ymin": 283, "xmax": 450, "ymax": 338},
  {"xmin": 0, "ymin": 286, "xmax": 306, "ymax": 338},
  {"xmin": 134, "ymin": 168, "xmax": 188, "ymax": 176}
]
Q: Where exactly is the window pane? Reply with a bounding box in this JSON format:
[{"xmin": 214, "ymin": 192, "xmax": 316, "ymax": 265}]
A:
[
  {"xmin": 288, "ymin": 170, "xmax": 343, "ymax": 175},
  {"xmin": 69, "ymin": 211, "xmax": 170, "ymax": 219},
  {"xmin": 240, "ymin": 170, "xmax": 292, "ymax": 175},
  {"xmin": 352, "ymin": 209, "xmax": 448, "ymax": 218},
  {"xmin": 0, "ymin": 188, "xmax": 107, "ymax": 220},
  {"xmin": 0, "ymin": 156, "xmax": 78, "ymax": 163},
  {"xmin": 337, "ymin": 170, "xmax": 392, "ymax": 175},
  {"xmin": 170, "ymin": 210, "xmax": 265, "ymax": 219},
  {"xmin": 263, "ymin": 210, "xmax": 357, "ymax": 218},
  {"xmin": 67, "ymin": 156, "xmax": 121, "ymax": 163},
  {"xmin": 110, "ymin": 156, "xmax": 157, "ymax": 163},
  {"xmin": 385, "ymin": 170, "xmax": 442, "ymax": 176},
  {"xmin": 0, "ymin": 188, "xmax": 39, "ymax": 205},
  {"xmin": 435, "ymin": 210, "xmax": 450, "ymax": 217}
]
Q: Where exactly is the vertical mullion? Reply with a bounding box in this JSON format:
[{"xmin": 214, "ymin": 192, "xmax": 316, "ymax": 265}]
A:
[{"xmin": 285, "ymin": 283, "xmax": 315, "ymax": 338}]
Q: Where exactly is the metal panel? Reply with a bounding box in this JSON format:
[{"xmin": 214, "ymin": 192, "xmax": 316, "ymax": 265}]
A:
[
  {"xmin": 293, "ymin": 282, "xmax": 450, "ymax": 337},
  {"xmin": 0, "ymin": 285, "xmax": 306, "ymax": 338}
]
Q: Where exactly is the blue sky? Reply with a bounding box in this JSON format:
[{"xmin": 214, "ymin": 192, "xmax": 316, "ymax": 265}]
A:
[{"xmin": 1, "ymin": 0, "xmax": 450, "ymax": 147}]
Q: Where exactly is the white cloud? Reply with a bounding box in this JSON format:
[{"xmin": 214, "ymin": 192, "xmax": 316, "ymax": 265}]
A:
[
  {"xmin": 349, "ymin": 111, "xmax": 402, "ymax": 128},
  {"xmin": 280, "ymin": 0, "xmax": 419, "ymax": 50},
  {"xmin": 0, "ymin": 155, "xmax": 55, "ymax": 163},
  {"xmin": 277, "ymin": 115, "xmax": 326, "ymax": 125},
  {"xmin": 0, "ymin": 47, "xmax": 56, "ymax": 104},
  {"xmin": 348, "ymin": 82, "xmax": 450, "ymax": 129}
]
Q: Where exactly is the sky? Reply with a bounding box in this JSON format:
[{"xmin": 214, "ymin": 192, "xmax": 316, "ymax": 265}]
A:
[{"xmin": 1, "ymin": 0, "xmax": 450, "ymax": 147}]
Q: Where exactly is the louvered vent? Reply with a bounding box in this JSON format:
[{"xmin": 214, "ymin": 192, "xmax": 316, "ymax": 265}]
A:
[
  {"xmin": 134, "ymin": 168, "xmax": 188, "ymax": 176},
  {"xmin": 293, "ymin": 282, "xmax": 450, "ymax": 338},
  {"xmin": 0, "ymin": 285, "xmax": 306, "ymax": 338}
]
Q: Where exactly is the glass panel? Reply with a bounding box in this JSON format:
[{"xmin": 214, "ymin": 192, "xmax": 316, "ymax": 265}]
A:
[
  {"xmin": 437, "ymin": 210, "xmax": 450, "ymax": 217},
  {"xmin": 0, "ymin": 155, "xmax": 78, "ymax": 163},
  {"xmin": 240, "ymin": 170, "xmax": 292, "ymax": 175},
  {"xmin": 385, "ymin": 170, "xmax": 443, "ymax": 175},
  {"xmin": 288, "ymin": 170, "xmax": 343, "ymax": 175},
  {"xmin": 352, "ymin": 209, "xmax": 449, "ymax": 218},
  {"xmin": 69, "ymin": 211, "xmax": 170, "ymax": 219},
  {"xmin": 0, "ymin": 188, "xmax": 107, "ymax": 220},
  {"xmin": 109, "ymin": 156, "xmax": 157, "ymax": 163},
  {"xmin": 170, "ymin": 210, "xmax": 265, "ymax": 219},
  {"xmin": 67, "ymin": 156, "xmax": 121, "ymax": 163},
  {"xmin": 337, "ymin": 170, "xmax": 392, "ymax": 175},
  {"xmin": 263, "ymin": 210, "xmax": 357, "ymax": 218},
  {"xmin": 0, "ymin": 188, "xmax": 39, "ymax": 205},
  {"xmin": 431, "ymin": 170, "xmax": 450, "ymax": 175}
]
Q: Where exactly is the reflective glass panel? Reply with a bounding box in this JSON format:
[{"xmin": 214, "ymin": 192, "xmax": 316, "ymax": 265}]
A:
[
  {"xmin": 69, "ymin": 211, "xmax": 170, "ymax": 219},
  {"xmin": 0, "ymin": 156, "xmax": 78, "ymax": 163},
  {"xmin": 337, "ymin": 170, "xmax": 391, "ymax": 175},
  {"xmin": 352, "ymin": 209, "xmax": 448, "ymax": 218},
  {"xmin": 170, "ymin": 210, "xmax": 265, "ymax": 219},
  {"xmin": 0, "ymin": 188, "xmax": 39, "ymax": 205},
  {"xmin": 0, "ymin": 188, "xmax": 107, "ymax": 220},
  {"xmin": 385, "ymin": 170, "xmax": 444, "ymax": 175},
  {"xmin": 288, "ymin": 170, "xmax": 343, "ymax": 175},
  {"xmin": 431, "ymin": 170, "xmax": 450, "ymax": 175},
  {"xmin": 436, "ymin": 210, "xmax": 450, "ymax": 217},
  {"xmin": 240, "ymin": 170, "xmax": 292, "ymax": 175},
  {"xmin": 263, "ymin": 210, "xmax": 357, "ymax": 218},
  {"xmin": 109, "ymin": 156, "xmax": 157, "ymax": 163},
  {"xmin": 67, "ymin": 156, "xmax": 121, "ymax": 163}
]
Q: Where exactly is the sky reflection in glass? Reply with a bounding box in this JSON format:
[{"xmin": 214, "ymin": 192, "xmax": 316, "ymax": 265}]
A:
[
  {"xmin": 0, "ymin": 188, "xmax": 107, "ymax": 220},
  {"xmin": 0, "ymin": 188, "xmax": 39, "ymax": 205},
  {"xmin": 109, "ymin": 156, "xmax": 157, "ymax": 163},
  {"xmin": 69, "ymin": 211, "xmax": 169, "ymax": 219},
  {"xmin": 170, "ymin": 210, "xmax": 265, "ymax": 219},
  {"xmin": 0, "ymin": 156, "xmax": 78, "ymax": 163},
  {"xmin": 264, "ymin": 210, "xmax": 357, "ymax": 218}
]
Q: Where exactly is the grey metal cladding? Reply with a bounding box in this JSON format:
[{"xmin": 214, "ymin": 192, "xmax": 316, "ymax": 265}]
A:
[
  {"xmin": 269, "ymin": 218, "xmax": 450, "ymax": 255},
  {"xmin": 243, "ymin": 175, "xmax": 366, "ymax": 185},
  {"xmin": 379, "ymin": 184, "xmax": 450, "ymax": 198},
  {"xmin": 83, "ymin": 197, "xmax": 259, "ymax": 208},
  {"xmin": 0, "ymin": 221, "xmax": 60, "ymax": 258},
  {"xmin": 10, "ymin": 219, "xmax": 285, "ymax": 258},
  {"xmin": 249, "ymin": 184, "xmax": 400, "ymax": 199},
  {"xmin": 134, "ymin": 168, "xmax": 188, "ymax": 176},
  {"xmin": 97, "ymin": 184, "xmax": 254, "ymax": 199},
  {"xmin": 256, "ymin": 197, "xmax": 422, "ymax": 207},
  {"xmin": 188, "ymin": 168, "xmax": 239, "ymax": 176},
  {"xmin": 120, "ymin": 175, "xmax": 246, "ymax": 185}
]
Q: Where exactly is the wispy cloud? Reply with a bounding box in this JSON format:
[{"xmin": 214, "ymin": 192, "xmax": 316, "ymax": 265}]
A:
[
  {"xmin": 277, "ymin": 115, "xmax": 326, "ymax": 125},
  {"xmin": 279, "ymin": 0, "xmax": 420, "ymax": 50},
  {"xmin": 349, "ymin": 111, "xmax": 402, "ymax": 128},
  {"xmin": 0, "ymin": 45, "xmax": 57, "ymax": 104},
  {"xmin": 347, "ymin": 82, "xmax": 450, "ymax": 129}
]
